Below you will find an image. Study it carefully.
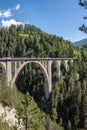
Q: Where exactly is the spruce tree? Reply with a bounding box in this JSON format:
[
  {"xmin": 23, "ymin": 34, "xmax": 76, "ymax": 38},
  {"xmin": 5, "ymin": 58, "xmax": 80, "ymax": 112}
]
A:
[{"xmin": 83, "ymin": 91, "xmax": 87, "ymax": 130}]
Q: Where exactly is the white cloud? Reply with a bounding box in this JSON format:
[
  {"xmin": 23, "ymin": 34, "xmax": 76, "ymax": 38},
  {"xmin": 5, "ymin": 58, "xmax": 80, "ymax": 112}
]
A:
[
  {"xmin": 15, "ymin": 4, "xmax": 20, "ymax": 10},
  {"xmin": 0, "ymin": 9, "xmax": 12, "ymax": 18},
  {"xmin": 1, "ymin": 19, "xmax": 23, "ymax": 27}
]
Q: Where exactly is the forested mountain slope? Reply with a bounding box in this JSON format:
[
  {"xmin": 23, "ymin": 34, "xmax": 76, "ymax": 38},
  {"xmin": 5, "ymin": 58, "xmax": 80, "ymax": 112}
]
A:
[
  {"xmin": 0, "ymin": 24, "xmax": 87, "ymax": 130},
  {"xmin": 0, "ymin": 24, "xmax": 75, "ymax": 58}
]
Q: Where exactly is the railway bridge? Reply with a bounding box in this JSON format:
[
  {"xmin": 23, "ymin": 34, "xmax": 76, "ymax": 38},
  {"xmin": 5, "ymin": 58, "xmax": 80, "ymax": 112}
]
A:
[{"xmin": 0, "ymin": 57, "xmax": 76, "ymax": 99}]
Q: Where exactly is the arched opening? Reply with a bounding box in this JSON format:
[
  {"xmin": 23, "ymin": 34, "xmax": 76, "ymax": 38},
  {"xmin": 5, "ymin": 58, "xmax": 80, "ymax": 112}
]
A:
[
  {"xmin": 60, "ymin": 60, "xmax": 69, "ymax": 76},
  {"xmin": 12, "ymin": 61, "xmax": 49, "ymax": 110}
]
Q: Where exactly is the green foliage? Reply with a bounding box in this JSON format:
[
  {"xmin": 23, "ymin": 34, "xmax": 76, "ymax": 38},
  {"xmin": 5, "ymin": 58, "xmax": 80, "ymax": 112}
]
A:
[
  {"xmin": 45, "ymin": 115, "xmax": 64, "ymax": 130},
  {"xmin": 0, "ymin": 122, "xmax": 10, "ymax": 130},
  {"xmin": 19, "ymin": 92, "xmax": 43, "ymax": 130},
  {"xmin": 83, "ymin": 93, "xmax": 87, "ymax": 129},
  {"xmin": 0, "ymin": 24, "xmax": 75, "ymax": 58},
  {"xmin": 0, "ymin": 24, "xmax": 87, "ymax": 130},
  {"xmin": 66, "ymin": 120, "xmax": 72, "ymax": 130}
]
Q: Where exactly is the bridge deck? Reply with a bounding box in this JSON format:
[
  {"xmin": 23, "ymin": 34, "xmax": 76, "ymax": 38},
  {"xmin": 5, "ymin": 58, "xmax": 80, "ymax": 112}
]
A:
[{"xmin": 0, "ymin": 57, "xmax": 77, "ymax": 62}]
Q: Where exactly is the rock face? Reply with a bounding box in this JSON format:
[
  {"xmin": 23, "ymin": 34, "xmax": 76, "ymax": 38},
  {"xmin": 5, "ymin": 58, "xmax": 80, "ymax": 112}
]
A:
[
  {"xmin": 0, "ymin": 102, "xmax": 18, "ymax": 127},
  {"xmin": 0, "ymin": 102, "xmax": 24, "ymax": 129}
]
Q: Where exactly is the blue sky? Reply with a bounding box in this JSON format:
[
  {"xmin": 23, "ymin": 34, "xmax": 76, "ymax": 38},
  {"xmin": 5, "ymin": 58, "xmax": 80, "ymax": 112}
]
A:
[{"xmin": 0, "ymin": 0, "xmax": 87, "ymax": 42}]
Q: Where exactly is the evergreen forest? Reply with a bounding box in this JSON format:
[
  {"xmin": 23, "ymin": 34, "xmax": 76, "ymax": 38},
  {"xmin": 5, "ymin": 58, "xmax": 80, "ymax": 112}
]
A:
[{"xmin": 0, "ymin": 24, "xmax": 87, "ymax": 130}]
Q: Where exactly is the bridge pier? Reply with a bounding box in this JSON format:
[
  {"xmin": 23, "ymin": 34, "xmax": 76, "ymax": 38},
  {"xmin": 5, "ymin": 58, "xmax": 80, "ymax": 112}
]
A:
[
  {"xmin": 45, "ymin": 60, "xmax": 52, "ymax": 99},
  {"xmin": 6, "ymin": 60, "xmax": 12, "ymax": 86},
  {"xmin": 56, "ymin": 60, "xmax": 61, "ymax": 77},
  {"xmin": 64, "ymin": 60, "xmax": 68, "ymax": 70}
]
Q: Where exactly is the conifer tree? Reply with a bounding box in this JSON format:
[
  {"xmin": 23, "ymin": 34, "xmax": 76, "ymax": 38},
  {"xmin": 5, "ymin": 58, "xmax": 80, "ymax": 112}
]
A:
[
  {"xmin": 66, "ymin": 120, "xmax": 72, "ymax": 130},
  {"xmin": 83, "ymin": 91, "xmax": 87, "ymax": 130}
]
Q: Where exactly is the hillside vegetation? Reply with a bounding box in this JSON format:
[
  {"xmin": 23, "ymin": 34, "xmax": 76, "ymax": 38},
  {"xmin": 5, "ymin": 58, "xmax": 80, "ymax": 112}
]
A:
[{"xmin": 0, "ymin": 24, "xmax": 87, "ymax": 130}]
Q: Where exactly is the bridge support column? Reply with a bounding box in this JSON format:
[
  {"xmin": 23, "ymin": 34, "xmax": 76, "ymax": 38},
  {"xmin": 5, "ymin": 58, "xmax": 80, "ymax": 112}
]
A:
[
  {"xmin": 71, "ymin": 60, "xmax": 73, "ymax": 63},
  {"xmin": 15, "ymin": 61, "xmax": 17, "ymax": 73},
  {"xmin": 6, "ymin": 60, "xmax": 12, "ymax": 86},
  {"xmin": 45, "ymin": 60, "xmax": 52, "ymax": 99},
  {"xmin": 56, "ymin": 61, "xmax": 61, "ymax": 77},
  {"xmin": 64, "ymin": 60, "xmax": 68, "ymax": 70}
]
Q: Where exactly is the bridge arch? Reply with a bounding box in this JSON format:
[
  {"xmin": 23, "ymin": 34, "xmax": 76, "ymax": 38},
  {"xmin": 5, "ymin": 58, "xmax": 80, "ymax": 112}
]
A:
[
  {"xmin": 12, "ymin": 61, "xmax": 50, "ymax": 99},
  {"xmin": 0, "ymin": 62, "xmax": 6, "ymax": 74}
]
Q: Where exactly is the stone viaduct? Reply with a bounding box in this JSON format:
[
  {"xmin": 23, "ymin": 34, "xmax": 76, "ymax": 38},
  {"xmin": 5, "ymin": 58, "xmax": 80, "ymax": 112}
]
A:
[{"xmin": 0, "ymin": 57, "xmax": 76, "ymax": 99}]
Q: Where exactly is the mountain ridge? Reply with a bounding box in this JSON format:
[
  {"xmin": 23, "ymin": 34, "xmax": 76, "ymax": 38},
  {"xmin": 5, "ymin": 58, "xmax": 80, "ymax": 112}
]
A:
[{"xmin": 73, "ymin": 38, "xmax": 87, "ymax": 47}]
